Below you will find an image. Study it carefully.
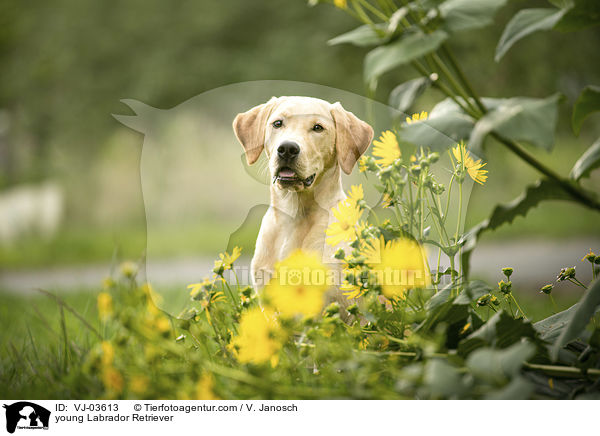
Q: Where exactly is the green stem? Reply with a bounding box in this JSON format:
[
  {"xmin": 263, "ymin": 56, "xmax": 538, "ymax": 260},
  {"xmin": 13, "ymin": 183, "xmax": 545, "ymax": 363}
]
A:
[
  {"xmin": 549, "ymin": 294, "xmax": 558, "ymax": 313},
  {"xmin": 356, "ymin": 0, "xmax": 389, "ymax": 21},
  {"xmin": 434, "ymin": 44, "xmax": 600, "ymax": 212},
  {"xmin": 454, "ymin": 181, "xmax": 463, "ymax": 245},
  {"xmin": 443, "ymin": 173, "xmax": 455, "ymax": 225},
  {"xmin": 440, "ymin": 44, "xmax": 487, "ymax": 115},
  {"xmin": 431, "ymin": 53, "xmax": 481, "ymax": 116},
  {"xmin": 407, "ymin": 176, "xmax": 415, "ymax": 236},
  {"xmin": 510, "ymin": 293, "xmax": 528, "ymax": 320}
]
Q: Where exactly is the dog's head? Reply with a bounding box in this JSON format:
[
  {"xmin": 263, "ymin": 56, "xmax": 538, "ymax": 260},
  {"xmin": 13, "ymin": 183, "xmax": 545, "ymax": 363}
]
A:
[{"xmin": 233, "ymin": 96, "xmax": 373, "ymax": 192}]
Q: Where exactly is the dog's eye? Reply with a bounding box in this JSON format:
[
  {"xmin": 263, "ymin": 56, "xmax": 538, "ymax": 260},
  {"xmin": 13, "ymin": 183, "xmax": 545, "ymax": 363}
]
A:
[
  {"xmin": 272, "ymin": 120, "xmax": 283, "ymax": 128},
  {"xmin": 312, "ymin": 123, "xmax": 324, "ymax": 132}
]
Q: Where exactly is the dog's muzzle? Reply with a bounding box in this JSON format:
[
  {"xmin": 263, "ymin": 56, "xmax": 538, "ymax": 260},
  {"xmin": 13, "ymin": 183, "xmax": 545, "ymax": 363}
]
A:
[{"xmin": 274, "ymin": 167, "xmax": 316, "ymax": 187}]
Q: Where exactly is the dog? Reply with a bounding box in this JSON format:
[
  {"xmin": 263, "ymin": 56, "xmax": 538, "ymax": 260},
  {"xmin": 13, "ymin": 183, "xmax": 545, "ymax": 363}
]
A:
[{"xmin": 233, "ymin": 96, "xmax": 373, "ymax": 289}]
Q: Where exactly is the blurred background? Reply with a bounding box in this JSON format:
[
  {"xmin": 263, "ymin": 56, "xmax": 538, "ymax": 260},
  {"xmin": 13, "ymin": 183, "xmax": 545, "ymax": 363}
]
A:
[{"xmin": 0, "ymin": 0, "xmax": 599, "ymax": 310}]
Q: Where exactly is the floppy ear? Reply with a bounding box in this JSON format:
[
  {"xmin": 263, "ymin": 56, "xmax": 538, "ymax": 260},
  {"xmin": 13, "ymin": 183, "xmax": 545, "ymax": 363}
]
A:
[
  {"xmin": 330, "ymin": 102, "xmax": 374, "ymax": 174},
  {"xmin": 233, "ymin": 97, "xmax": 279, "ymax": 165}
]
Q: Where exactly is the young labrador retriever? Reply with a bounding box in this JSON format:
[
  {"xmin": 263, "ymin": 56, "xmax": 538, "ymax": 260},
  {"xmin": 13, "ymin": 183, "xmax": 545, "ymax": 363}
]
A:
[{"xmin": 233, "ymin": 96, "xmax": 373, "ymax": 289}]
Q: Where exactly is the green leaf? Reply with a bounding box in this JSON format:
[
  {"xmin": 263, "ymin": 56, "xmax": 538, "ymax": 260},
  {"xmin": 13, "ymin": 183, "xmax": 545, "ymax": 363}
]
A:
[
  {"xmin": 455, "ymin": 280, "xmax": 492, "ymax": 305},
  {"xmin": 534, "ymin": 303, "xmax": 581, "ymax": 343},
  {"xmin": 417, "ymin": 300, "xmax": 469, "ymax": 333},
  {"xmin": 425, "ymin": 283, "xmax": 453, "ymax": 311},
  {"xmin": 423, "ymin": 359, "xmax": 467, "ymax": 398},
  {"xmin": 468, "ymin": 94, "xmax": 563, "ymax": 155},
  {"xmin": 553, "ymin": 0, "xmax": 600, "ymax": 32},
  {"xmin": 364, "ymin": 30, "xmax": 448, "ymax": 87},
  {"xmin": 466, "ymin": 341, "xmax": 535, "ymax": 384},
  {"xmin": 461, "ymin": 178, "xmax": 571, "ymax": 277},
  {"xmin": 570, "ymin": 137, "xmax": 600, "ymax": 181},
  {"xmin": 328, "ymin": 24, "xmax": 388, "ymax": 47},
  {"xmin": 572, "ymin": 85, "xmax": 600, "ymax": 135},
  {"xmin": 484, "ymin": 376, "xmax": 535, "ymax": 399},
  {"xmin": 397, "ymin": 97, "xmax": 475, "ymax": 150},
  {"xmin": 551, "ymin": 278, "xmax": 600, "ymax": 360},
  {"xmin": 389, "ymin": 76, "xmax": 432, "ymax": 113},
  {"xmin": 440, "ymin": 0, "xmax": 508, "ymax": 32},
  {"xmin": 459, "ymin": 310, "xmax": 539, "ymax": 355},
  {"xmin": 495, "ymin": 8, "xmax": 570, "ymax": 62}
]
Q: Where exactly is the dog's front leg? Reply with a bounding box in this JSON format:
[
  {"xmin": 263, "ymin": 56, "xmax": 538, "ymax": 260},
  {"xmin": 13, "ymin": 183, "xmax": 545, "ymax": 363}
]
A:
[{"xmin": 250, "ymin": 209, "xmax": 279, "ymax": 289}]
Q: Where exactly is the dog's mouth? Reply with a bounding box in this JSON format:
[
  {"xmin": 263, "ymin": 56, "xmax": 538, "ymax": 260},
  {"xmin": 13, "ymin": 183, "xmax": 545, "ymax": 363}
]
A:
[{"xmin": 274, "ymin": 167, "xmax": 316, "ymax": 187}]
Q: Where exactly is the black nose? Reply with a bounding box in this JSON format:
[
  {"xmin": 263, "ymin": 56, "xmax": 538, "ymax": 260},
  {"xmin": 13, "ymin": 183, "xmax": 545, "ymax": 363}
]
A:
[{"xmin": 277, "ymin": 141, "xmax": 300, "ymax": 161}]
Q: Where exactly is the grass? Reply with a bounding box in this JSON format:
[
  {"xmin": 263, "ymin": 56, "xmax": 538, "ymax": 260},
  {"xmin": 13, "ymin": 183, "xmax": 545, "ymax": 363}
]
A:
[
  {"xmin": 0, "ymin": 218, "xmax": 260, "ymax": 270},
  {"xmin": 0, "ymin": 284, "xmax": 580, "ymax": 399}
]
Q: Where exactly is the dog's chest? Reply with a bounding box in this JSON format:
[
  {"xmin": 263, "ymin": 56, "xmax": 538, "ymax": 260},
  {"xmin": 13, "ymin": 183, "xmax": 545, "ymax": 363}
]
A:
[{"xmin": 275, "ymin": 211, "xmax": 327, "ymax": 260}]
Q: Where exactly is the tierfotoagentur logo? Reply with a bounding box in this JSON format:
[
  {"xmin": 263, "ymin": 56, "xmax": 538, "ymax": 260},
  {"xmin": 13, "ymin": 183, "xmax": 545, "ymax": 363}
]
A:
[{"xmin": 2, "ymin": 402, "xmax": 50, "ymax": 434}]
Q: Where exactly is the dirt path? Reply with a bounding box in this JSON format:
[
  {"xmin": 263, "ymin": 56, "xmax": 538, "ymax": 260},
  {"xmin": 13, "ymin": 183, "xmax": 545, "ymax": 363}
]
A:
[{"xmin": 1, "ymin": 237, "xmax": 598, "ymax": 296}]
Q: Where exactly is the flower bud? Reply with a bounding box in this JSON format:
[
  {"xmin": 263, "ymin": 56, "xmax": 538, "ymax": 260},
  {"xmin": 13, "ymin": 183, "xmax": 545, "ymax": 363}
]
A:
[
  {"xmin": 498, "ymin": 279, "xmax": 512, "ymax": 294},
  {"xmin": 347, "ymin": 304, "xmax": 360, "ymax": 316},
  {"xmin": 540, "ymin": 284, "xmax": 553, "ymax": 295},
  {"xmin": 334, "ymin": 248, "xmax": 346, "ymax": 260},
  {"xmin": 324, "ymin": 302, "xmax": 340, "ymax": 317},
  {"xmin": 409, "ymin": 164, "xmax": 421, "ymax": 176},
  {"xmin": 241, "ymin": 286, "xmax": 253, "ymax": 298},
  {"xmin": 433, "ymin": 183, "xmax": 445, "ymax": 195},
  {"xmin": 582, "ymin": 250, "xmax": 596, "ymax": 263},
  {"xmin": 557, "ymin": 266, "xmax": 576, "ymax": 282},
  {"xmin": 477, "ymin": 294, "xmax": 491, "ymax": 307},
  {"xmin": 502, "ymin": 267, "xmax": 514, "ymax": 278}
]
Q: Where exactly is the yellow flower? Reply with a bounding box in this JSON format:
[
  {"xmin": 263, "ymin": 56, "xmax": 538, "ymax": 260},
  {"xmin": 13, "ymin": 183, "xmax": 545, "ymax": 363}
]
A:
[
  {"xmin": 341, "ymin": 280, "xmax": 365, "ymax": 300},
  {"xmin": 326, "ymin": 197, "xmax": 363, "ymax": 246},
  {"xmin": 195, "ymin": 373, "xmax": 219, "ymax": 400},
  {"xmin": 155, "ymin": 316, "xmax": 171, "ymax": 333},
  {"xmin": 265, "ymin": 250, "xmax": 330, "ymax": 318},
  {"xmin": 405, "ymin": 111, "xmax": 428, "ymax": 124},
  {"xmin": 219, "ymin": 246, "xmax": 242, "ymax": 269},
  {"xmin": 372, "ymin": 130, "xmax": 400, "ymax": 167},
  {"xmin": 363, "ymin": 236, "xmax": 430, "ymax": 299},
  {"xmin": 200, "ymin": 300, "xmax": 213, "ymax": 325},
  {"xmin": 97, "ymin": 292, "xmax": 113, "ymax": 319},
  {"xmin": 211, "ymin": 291, "xmax": 227, "ymax": 304},
  {"xmin": 452, "ymin": 141, "xmax": 488, "ymax": 185},
  {"xmin": 334, "ymin": 0, "xmax": 347, "ymax": 9},
  {"xmin": 101, "ymin": 341, "xmax": 114, "ymax": 366},
  {"xmin": 346, "ymin": 184, "xmax": 364, "ymax": 206},
  {"xmin": 358, "ymin": 156, "xmax": 368, "ymax": 173},
  {"xmin": 120, "ymin": 261, "xmax": 138, "ymax": 278},
  {"xmin": 102, "ymin": 367, "xmax": 123, "ymax": 393},
  {"xmin": 187, "ymin": 277, "xmax": 214, "ymax": 298},
  {"xmin": 129, "ymin": 375, "xmax": 149, "ymax": 395},
  {"xmin": 232, "ymin": 307, "xmax": 282, "ymax": 365}
]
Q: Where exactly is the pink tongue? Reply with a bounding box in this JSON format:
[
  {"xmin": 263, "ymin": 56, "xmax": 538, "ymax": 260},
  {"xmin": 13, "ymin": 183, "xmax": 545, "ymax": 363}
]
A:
[{"xmin": 279, "ymin": 169, "xmax": 296, "ymax": 178}]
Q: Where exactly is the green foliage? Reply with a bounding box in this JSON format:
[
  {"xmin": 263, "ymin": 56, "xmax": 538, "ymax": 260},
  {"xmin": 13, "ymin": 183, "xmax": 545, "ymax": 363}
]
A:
[
  {"xmin": 364, "ymin": 30, "xmax": 448, "ymax": 87},
  {"xmin": 551, "ymin": 279, "xmax": 600, "ymax": 359},
  {"xmin": 389, "ymin": 76, "xmax": 433, "ymax": 113},
  {"xmin": 328, "ymin": 24, "xmax": 388, "ymax": 47},
  {"xmin": 469, "ymin": 94, "xmax": 563, "ymax": 155},
  {"xmin": 572, "ymin": 86, "xmax": 600, "ymax": 135},
  {"xmin": 570, "ymin": 138, "xmax": 600, "ymax": 181},
  {"xmin": 495, "ymin": 8, "xmax": 570, "ymax": 62},
  {"xmin": 439, "ymin": 0, "xmax": 508, "ymax": 33}
]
